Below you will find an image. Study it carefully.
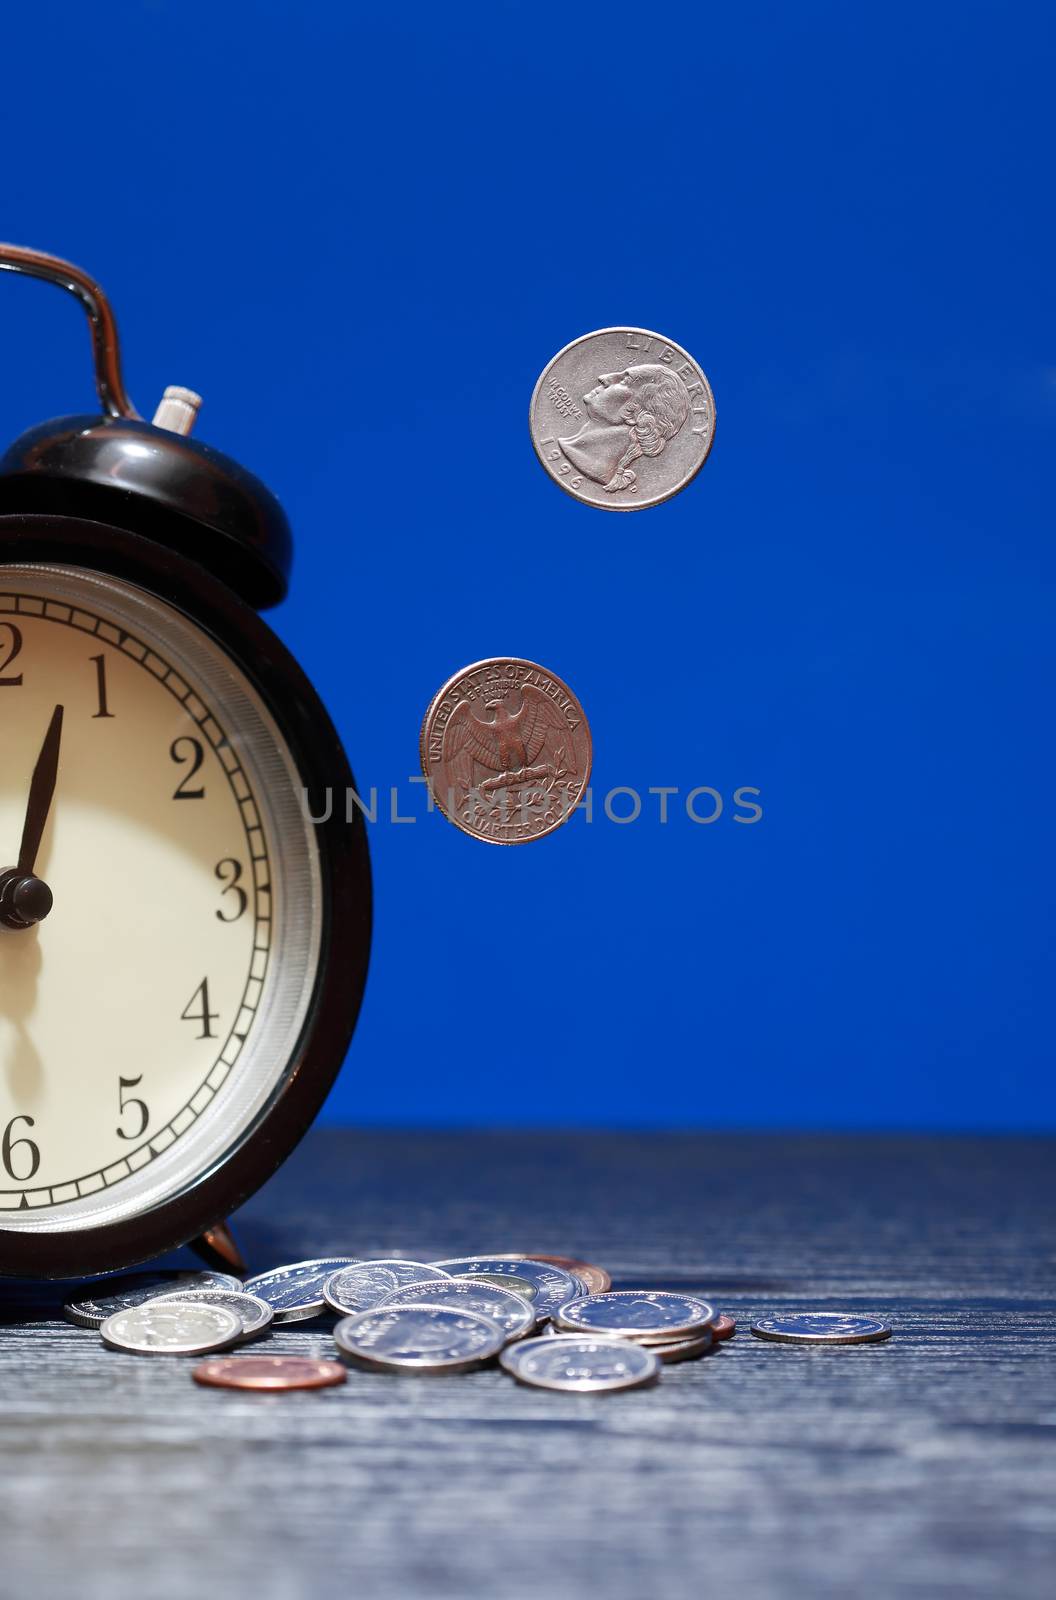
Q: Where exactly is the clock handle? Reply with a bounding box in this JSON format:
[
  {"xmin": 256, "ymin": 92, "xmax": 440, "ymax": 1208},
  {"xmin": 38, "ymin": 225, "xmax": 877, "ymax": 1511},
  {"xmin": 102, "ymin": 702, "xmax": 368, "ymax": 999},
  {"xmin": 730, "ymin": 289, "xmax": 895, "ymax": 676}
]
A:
[{"xmin": 0, "ymin": 241, "xmax": 140, "ymax": 421}]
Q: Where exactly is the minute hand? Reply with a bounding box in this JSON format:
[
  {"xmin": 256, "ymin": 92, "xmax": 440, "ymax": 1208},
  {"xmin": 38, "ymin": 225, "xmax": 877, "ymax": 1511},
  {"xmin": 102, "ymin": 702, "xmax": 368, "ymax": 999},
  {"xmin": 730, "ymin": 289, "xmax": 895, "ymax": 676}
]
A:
[{"xmin": 18, "ymin": 704, "xmax": 64, "ymax": 874}]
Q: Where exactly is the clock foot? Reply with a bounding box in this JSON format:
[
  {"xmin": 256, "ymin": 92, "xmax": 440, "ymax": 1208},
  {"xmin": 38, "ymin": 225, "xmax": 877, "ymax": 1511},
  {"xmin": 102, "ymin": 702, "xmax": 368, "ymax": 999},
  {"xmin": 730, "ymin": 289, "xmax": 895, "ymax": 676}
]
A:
[{"xmin": 191, "ymin": 1220, "xmax": 247, "ymax": 1277}]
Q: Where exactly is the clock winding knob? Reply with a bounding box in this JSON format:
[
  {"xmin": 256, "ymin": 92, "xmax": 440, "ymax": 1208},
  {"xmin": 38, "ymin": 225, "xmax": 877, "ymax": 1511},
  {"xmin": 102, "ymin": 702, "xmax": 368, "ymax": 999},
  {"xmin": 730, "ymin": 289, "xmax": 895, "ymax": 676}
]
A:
[
  {"xmin": 152, "ymin": 386, "xmax": 202, "ymax": 437},
  {"xmin": 0, "ymin": 870, "xmax": 54, "ymax": 929}
]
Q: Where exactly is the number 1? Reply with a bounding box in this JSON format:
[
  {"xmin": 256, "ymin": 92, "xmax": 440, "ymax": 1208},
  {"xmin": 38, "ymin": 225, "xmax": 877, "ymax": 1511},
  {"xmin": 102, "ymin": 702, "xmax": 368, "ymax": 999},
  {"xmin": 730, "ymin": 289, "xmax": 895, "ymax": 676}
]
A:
[{"xmin": 90, "ymin": 654, "xmax": 114, "ymax": 718}]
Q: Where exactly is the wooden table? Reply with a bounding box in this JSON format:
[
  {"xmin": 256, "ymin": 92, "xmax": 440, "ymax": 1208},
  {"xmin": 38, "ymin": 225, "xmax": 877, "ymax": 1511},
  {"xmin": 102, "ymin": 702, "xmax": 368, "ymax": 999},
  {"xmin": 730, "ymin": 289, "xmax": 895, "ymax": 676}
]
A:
[{"xmin": 2, "ymin": 1131, "xmax": 1054, "ymax": 1597}]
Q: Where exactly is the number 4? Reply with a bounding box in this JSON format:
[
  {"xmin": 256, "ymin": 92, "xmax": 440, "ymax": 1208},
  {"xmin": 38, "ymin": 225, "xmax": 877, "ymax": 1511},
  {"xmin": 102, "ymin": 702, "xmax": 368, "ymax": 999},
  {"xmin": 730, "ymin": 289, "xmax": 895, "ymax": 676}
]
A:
[{"xmin": 181, "ymin": 977, "xmax": 219, "ymax": 1039}]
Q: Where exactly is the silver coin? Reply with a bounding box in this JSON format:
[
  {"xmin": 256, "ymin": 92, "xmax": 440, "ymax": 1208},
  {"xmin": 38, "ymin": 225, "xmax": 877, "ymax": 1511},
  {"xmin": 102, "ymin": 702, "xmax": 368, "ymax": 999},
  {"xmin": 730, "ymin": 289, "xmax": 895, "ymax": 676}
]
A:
[
  {"xmin": 324, "ymin": 1260, "xmax": 450, "ymax": 1315},
  {"xmin": 377, "ymin": 1278, "xmax": 536, "ymax": 1343},
  {"xmin": 432, "ymin": 1257, "xmax": 580, "ymax": 1321},
  {"xmin": 539, "ymin": 1319, "xmax": 716, "ymax": 1362},
  {"xmin": 150, "ymin": 1287, "xmax": 274, "ymax": 1343},
  {"xmin": 100, "ymin": 1299, "xmax": 242, "ymax": 1357},
  {"xmin": 554, "ymin": 1290, "xmax": 715, "ymax": 1342},
  {"xmin": 63, "ymin": 1270, "xmax": 242, "ymax": 1331},
  {"xmin": 323, "ymin": 1264, "xmax": 400, "ymax": 1316},
  {"xmin": 530, "ymin": 328, "xmax": 716, "ymax": 511},
  {"xmin": 334, "ymin": 1304, "xmax": 504, "ymax": 1374},
  {"xmin": 649, "ymin": 1328, "xmax": 715, "ymax": 1364},
  {"xmin": 501, "ymin": 1335, "xmax": 660, "ymax": 1393},
  {"xmin": 750, "ymin": 1313, "xmax": 892, "ymax": 1346},
  {"xmin": 243, "ymin": 1258, "xmax": 360, "ymax": 1322},
  {"xmin": 463, "ymin": 1273, "xmax": 540, "ymax": 1303},
  {"xmin": 360, "ymin": 1260, "xmax": 452, "ymax": 1289}
]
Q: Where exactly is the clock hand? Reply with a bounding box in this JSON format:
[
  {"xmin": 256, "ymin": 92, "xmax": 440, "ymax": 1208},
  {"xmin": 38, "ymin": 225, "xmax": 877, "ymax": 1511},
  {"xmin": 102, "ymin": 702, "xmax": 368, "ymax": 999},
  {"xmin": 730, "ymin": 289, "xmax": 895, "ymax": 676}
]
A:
[
  {"xmin": 18, "ymin": 704, "xmax": 64, "ymax": 874},
  {"xmin": 0, "ymin": 704, "xmax": 63, "ymax": 930}
]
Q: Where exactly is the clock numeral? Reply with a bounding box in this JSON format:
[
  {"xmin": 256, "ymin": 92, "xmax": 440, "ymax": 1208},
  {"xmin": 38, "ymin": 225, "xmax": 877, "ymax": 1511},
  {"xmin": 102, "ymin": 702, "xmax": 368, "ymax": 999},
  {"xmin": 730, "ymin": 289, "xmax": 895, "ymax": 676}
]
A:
[
  {"xmin": 116, "ymin": 1075, "xmax": 150, "ymax": 1141},
  {"xmin": 0, "ymin": 623, "xmax": 23, "ymax": 686},
  {"xmin": 90, "ymin": 653, "xmax": 115, "ymax": 718},
  {"xmin": 181, "ymin": 977, "xmax": 219, "ymax": 1039},
  {"xmin": 2, "ymin": 1115, "xmax": 40, "ymax": 1182},
  {"xmin": 170, "ymin": 736, "xmax": 206, "ymax": 800},
  {"xmin": 215, "ymin": 857, "xmax": 248, "ymax": 922}
]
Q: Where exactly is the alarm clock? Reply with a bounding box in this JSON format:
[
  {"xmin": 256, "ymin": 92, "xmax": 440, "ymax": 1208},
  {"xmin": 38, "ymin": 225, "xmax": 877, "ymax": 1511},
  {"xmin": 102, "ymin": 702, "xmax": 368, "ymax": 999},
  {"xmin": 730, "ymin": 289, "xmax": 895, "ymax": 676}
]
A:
[{"xmin": 0, "ymin": 245, "xmax": 371, "ymax": 1279}]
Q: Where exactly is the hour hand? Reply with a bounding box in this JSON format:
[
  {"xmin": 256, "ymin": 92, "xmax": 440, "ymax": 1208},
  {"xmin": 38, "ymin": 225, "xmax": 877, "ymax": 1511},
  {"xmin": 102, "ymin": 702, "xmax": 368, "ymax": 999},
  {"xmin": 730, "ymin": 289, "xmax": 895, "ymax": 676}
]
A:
[
  {"xmin": 19, "ymin": 704, "xmax": 64, "ymax": 874},
  {"xmin": 0, "ymin": 704, "xmax": 63, "ymax": 930}
]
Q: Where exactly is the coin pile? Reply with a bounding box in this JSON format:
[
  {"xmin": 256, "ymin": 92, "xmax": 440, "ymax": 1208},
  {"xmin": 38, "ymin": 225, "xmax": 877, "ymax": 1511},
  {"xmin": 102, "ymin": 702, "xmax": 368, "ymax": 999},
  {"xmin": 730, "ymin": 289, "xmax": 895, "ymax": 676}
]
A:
[{"xmin": 60, "ymin": 1252, "xmax": 889, "ymax": 1393}]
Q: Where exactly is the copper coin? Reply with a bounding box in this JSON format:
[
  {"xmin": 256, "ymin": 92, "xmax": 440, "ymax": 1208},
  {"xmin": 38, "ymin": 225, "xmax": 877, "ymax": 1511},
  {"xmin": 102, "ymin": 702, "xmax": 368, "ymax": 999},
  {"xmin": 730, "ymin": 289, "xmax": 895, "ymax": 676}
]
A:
[
  {"xmin": 420, "ymin": 658, "xmax": 592, "ymax": 845},
  {"xmin": 711, "ymin": 1313, "xmax": 737, "ymax": 1341},
  {"xmin": 525, "ymin": 1255, "xmax": 612, "ymax": 1295},
  {"xmin": 192, "ymin": 1355, "xmax": 347, "ymax": 1391}
]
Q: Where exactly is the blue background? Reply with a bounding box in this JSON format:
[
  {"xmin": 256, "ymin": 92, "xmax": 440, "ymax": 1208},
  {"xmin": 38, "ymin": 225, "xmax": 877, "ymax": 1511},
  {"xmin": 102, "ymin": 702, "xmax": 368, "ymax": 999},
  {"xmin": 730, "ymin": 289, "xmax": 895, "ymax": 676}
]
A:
[{"xmin": 1, "ymin": 1, "xmax": 1052, "ymax": 1129}]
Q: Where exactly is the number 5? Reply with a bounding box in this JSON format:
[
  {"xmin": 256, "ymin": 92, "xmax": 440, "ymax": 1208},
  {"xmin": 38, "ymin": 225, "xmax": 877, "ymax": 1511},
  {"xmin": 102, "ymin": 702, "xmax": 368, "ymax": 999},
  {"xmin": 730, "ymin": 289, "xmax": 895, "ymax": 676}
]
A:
[{"xmin": 116, "ymin": 1075, "xmax": 149, "ymax": 1141}]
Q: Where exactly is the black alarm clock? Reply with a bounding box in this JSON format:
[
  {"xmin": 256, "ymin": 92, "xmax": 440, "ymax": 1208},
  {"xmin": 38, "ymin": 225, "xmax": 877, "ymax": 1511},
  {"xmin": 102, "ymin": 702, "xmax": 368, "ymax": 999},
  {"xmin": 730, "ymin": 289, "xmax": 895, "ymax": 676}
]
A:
[{"xmin": 0, "ymin": 245, "xmax": 371, "ymax": 1279}]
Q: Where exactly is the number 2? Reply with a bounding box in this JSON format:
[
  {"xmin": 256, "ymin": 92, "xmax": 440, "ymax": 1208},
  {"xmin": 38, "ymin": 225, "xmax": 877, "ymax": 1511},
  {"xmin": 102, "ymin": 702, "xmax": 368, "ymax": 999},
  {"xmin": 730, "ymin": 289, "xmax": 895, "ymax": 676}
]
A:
[
  {"xmin": 0, "ymin": 624, "xmax": 23, "ymax": 686},
  {"xmin": 170, "ymin": 736, "xmax": 205, "ymax": 799}
]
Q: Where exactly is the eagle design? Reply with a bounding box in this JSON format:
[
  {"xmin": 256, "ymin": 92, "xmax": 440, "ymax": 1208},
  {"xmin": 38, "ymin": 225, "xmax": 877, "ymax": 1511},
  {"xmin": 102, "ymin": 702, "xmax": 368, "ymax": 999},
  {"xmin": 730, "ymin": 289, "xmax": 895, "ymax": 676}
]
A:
[{"xmin": 443, "ymin": 682, "xmax": 573, "ymax": 796}]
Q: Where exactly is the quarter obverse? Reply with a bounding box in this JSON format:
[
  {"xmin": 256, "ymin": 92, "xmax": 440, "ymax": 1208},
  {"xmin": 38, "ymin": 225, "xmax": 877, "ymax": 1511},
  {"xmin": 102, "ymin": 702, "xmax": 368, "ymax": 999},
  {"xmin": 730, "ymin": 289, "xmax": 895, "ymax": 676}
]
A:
[{"xmin": 530, "ymin": 327, "xmax": 716, "ymax": 511}]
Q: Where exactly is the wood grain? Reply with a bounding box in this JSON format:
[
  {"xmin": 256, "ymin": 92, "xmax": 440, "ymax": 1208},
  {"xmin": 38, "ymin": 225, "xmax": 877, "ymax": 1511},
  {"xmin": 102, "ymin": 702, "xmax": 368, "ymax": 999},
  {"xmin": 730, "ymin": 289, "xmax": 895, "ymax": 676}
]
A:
[{"xmin": 2, "ymin": 1131, "xmax": 1054, "ymax": 1598}]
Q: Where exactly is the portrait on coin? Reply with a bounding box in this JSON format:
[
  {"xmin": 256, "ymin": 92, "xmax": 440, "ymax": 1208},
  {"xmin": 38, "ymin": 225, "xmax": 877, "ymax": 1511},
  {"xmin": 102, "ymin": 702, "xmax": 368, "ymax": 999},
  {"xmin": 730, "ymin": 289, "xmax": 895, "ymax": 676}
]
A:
[{"xmin": 557, "ymin": 363, "xmax": 692, "ymax": 494}]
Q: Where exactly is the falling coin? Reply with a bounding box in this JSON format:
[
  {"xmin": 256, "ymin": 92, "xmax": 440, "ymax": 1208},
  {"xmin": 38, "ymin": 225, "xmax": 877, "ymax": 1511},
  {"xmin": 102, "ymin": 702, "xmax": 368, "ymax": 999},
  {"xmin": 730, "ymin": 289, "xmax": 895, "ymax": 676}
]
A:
[
  {"xmin": 419, "ymin": 660, "xmax": 592, "ymax": 845},
  {"xmin": 193, "ymin": 1355, "xmax": 348, "ymax": 1391},
  {"xmin": 530, "ymin": 327, "xmax": 716, "ymax": 511},
  {"xmin": 750, "ymin": 1313, "xmax": 892, "ymax": 1346}
]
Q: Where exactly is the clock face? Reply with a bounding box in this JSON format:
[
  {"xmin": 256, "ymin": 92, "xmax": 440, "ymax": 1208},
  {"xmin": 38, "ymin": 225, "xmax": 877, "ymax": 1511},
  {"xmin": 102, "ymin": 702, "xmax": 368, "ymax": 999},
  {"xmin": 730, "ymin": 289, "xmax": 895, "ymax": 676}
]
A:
[{"xmin": 0, "ymin": 563, "xmax": 323, "ymax": 1231}]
